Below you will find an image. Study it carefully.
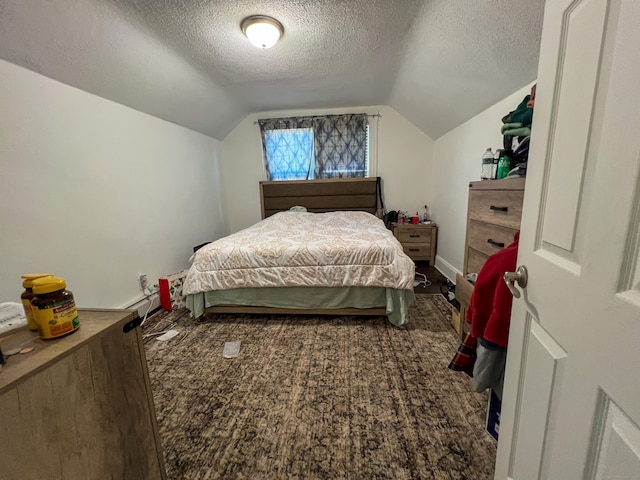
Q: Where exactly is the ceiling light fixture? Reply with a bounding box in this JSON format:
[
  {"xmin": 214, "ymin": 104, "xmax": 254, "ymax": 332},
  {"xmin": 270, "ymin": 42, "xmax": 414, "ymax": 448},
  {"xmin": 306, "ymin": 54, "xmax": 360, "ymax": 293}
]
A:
[{"xmin": 241, "ymin": 15, "xmax": 284, "ymax": 49}]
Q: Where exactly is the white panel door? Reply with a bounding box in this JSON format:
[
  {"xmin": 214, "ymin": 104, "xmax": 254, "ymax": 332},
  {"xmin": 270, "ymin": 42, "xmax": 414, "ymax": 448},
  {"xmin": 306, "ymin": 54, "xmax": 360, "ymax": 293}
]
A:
[{"xmin": 495, "ymin": 1, "xmax": 640, "ymax": 479}]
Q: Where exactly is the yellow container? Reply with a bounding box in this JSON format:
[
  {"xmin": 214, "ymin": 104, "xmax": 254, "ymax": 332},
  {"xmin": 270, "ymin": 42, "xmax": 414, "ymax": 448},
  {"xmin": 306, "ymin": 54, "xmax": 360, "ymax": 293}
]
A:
[
  {"xmin": 31, "ymin": 277, "xmax": 79, "ymax": 340},
  {"xmin": 20, "ymin": 273, "xmax": 54, "ymax": 331}
]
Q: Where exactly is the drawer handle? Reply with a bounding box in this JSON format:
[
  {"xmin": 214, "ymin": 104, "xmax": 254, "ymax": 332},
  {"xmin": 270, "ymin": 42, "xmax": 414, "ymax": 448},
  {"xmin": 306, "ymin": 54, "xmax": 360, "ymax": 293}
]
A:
[
  {"xmin": 123, "ymin": 316, "xmax": 143, "ymax": 333},
  {"xmin": 490, "ymin": 205, "xmax": 509, "ymax": 212},
  {"xmin": 409, "ymin": 234, "xmax": 421, "ymax": 238},
  {"xmin": 409, "ymin": 248, "xmax": 420, "ymax": 252},
  {"xmin": 487, "ymin": 238, "xmax": 505, "ymax": 248}
]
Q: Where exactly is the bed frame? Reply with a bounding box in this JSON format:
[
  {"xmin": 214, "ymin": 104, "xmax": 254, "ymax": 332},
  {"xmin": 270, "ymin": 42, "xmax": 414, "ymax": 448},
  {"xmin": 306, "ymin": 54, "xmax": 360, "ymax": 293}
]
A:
[{"xmin": 204, "ymin": 177, "xmax": 388, "ymax": 317}]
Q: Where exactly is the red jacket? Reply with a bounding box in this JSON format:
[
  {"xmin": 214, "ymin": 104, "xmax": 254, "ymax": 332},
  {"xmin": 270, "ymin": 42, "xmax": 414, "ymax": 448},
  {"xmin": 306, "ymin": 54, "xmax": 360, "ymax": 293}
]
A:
[{"xmin": 466, "ymin": 231, "xmax": 519, "ymax": 347}]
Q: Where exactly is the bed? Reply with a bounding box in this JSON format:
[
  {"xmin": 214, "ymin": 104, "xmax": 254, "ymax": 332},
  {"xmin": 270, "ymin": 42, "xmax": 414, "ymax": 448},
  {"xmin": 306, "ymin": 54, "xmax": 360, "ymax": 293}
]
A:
[{"xmin": 183, "ymin": 177, "xmax": 416, "ymax": 326}]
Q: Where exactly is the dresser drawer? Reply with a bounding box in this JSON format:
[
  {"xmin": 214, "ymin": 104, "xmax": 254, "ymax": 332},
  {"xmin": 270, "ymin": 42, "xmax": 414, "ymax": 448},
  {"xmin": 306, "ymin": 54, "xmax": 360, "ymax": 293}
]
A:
[
  {"xmin": 467, "ymin": 247, "xmax": 489, "ymax": 275},
  {"xmin": 467, "ymin": 219, "xmax": 518, "ymax": 257},
  {"xmin": 455, "ymin": 273, "xmax": 473, "ymax": 308},
  {"xmin": 402, "ymin": 244, "xmax": 431, "ymax": 260},
  {"xmin": 468, "ymin": 189, "xmax": 524, "ymax": 230}
]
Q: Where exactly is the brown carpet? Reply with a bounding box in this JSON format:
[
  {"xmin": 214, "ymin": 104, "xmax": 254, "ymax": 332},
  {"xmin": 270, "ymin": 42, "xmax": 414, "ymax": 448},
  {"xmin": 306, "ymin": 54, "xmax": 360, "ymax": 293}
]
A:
[{"xmin": 144, "ymin": 295, "xmax": 496, "ymax": 479}]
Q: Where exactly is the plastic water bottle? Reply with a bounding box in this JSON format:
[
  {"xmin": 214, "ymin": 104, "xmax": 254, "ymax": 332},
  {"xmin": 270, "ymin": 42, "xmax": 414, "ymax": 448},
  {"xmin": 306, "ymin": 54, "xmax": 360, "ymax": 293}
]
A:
[
  {"xmin": 481, "ymin": 147, "xmax": 494, "ymax": 180},
  {"xmin": 492, "ymin": 150, "xmax": 501, "ymax": 179}
]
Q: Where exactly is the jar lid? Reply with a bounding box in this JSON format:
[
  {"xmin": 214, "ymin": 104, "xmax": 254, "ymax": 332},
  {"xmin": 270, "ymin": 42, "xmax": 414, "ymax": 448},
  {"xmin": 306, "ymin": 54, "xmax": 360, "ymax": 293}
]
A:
[
  {"xmin": 22, "ymin": 273, "xmax": 54, "ymax": 288},
  {"xmin": 32, "ymin": 276, "xmax": 67, "ymax": 294}
]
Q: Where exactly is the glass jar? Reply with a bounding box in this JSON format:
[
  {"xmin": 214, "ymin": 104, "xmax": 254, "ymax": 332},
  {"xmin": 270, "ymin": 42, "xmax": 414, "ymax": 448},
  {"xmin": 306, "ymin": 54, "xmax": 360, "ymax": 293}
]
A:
[
  {"xmin": 31, "ymin": 277, "xmax": 79, "ymax": 339},
  {"xmin": 20, "ymin": 273, "xmax": 54, "ymax": 331}
]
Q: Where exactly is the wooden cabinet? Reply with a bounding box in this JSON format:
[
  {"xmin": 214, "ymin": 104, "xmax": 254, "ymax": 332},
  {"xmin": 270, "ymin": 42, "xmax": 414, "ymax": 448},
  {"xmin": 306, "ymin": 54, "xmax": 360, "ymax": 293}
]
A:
[
  {"xmin": 392, "ymin": 222, "xmax": 438, "ymax": 265},
  {"xmin": 454, "ymin": 178, "xmax": 525, "ymax": 338},
  {"xmin": 0, "ymin": 309, "xmax": 166, "ymax": 480},
  {"xmin": 463, "ymin": 178, "xmax": 525, "ymax": 275}
]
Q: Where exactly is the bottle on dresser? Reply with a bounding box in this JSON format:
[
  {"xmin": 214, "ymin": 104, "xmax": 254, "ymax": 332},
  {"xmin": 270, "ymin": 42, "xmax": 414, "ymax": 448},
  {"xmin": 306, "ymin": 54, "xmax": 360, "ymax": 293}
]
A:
[
  {"xmin": 497, "ymin": 152, "xmax": 513, "ymax": 179},
  {"xmin": 492, "ymin": 150, "xmax": 501, "ymax": 179},
  {"xmin": 422, "ymin": 205, "xmax": 430, "ymax": 223},
  {"xmin": 481, "ymin": 147, "xmax": 494, "ymax": 180}
]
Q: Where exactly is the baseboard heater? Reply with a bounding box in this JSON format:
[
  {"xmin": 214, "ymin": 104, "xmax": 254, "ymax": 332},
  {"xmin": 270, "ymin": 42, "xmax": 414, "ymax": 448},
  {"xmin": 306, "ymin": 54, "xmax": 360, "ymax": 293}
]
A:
[{"xmin": 125, "ymin": 293, "xmax": 161, "ymax": 318}]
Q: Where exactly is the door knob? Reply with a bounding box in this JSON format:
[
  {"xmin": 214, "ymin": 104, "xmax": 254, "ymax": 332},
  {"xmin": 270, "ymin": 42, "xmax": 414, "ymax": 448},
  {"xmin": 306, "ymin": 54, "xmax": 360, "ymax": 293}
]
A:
[{"xmin": 504, "ymin": 265, "xmax": 528, "ymax": 298}]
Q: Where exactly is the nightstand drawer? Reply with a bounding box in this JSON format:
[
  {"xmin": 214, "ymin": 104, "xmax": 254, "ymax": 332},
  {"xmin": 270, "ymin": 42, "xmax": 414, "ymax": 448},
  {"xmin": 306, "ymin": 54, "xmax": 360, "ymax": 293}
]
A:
[
  {"xmin": 402, "ymin": 244, "xmax": 431, "ymax": 260},
  {"xmin": 395, "ymin": 227, "xmax": 433, "ymax": 244}
]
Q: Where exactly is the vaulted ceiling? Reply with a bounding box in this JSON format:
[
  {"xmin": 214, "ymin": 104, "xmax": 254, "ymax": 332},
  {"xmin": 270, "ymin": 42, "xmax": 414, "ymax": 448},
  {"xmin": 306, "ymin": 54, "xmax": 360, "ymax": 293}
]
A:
[{"xmin": 0, "ymin": 0, "xmax": 545, "ymax": 140}]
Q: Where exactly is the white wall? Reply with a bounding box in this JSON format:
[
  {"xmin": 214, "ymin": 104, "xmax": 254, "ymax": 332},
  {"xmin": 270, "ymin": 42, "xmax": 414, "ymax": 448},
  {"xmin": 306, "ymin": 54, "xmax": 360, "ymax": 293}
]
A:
[
  {"xmin": 221, "ymin": 105, "xmax": 434, "ymax": 233},
  {"xmin": 0, "ymin": 59, "xmax": 228, "ymax": 308},
  {"xmin": 431, "ymin": 84, "xmax": 533, "ymax": 281}
]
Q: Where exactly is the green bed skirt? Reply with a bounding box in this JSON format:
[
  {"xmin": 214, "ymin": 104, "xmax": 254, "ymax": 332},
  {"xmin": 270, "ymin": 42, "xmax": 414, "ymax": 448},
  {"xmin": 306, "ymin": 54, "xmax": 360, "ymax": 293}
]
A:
[{"xmin": 185, "ymin": 286, "xmax": 415, "ymax": 327}]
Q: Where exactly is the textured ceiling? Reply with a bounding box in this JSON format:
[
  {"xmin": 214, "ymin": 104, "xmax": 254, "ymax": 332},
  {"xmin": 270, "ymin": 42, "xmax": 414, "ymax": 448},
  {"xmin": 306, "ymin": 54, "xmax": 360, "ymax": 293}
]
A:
[{"xmin": 0, "ymin": 0, "xmax": 545, "ymax": 140}]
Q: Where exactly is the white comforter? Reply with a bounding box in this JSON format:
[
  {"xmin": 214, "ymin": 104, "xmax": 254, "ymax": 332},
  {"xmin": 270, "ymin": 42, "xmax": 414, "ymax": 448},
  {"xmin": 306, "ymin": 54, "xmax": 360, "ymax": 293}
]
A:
[{"xmin": 183, "ymin": 211, "xmax": 415, "ymax": 295}]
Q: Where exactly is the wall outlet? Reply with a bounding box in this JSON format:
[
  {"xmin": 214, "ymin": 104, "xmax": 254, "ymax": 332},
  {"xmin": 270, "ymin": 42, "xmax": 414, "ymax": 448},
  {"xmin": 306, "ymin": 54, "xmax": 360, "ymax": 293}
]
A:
[{"xmin": 138, "ymin": 274, "xmax": 148, "ymax": 291}]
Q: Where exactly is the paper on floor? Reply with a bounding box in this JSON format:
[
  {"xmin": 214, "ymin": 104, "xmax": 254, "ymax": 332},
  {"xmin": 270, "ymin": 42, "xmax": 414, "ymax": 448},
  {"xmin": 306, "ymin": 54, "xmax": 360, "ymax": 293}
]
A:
[
  {"xmin": 223, "ymin": 341, "xmax": 241, "ymax": 358},
  {"xmin": 156, "ymin": 330, "xmax": 180, "ymax": 341}
]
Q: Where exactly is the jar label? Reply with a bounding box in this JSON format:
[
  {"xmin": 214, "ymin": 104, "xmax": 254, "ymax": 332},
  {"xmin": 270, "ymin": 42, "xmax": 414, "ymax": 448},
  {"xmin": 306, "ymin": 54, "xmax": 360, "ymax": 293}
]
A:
[
  {"xmin": 21, "ymin": 298, "xmax": 38, "ymax": 331},
  {"xmin": 33, "ymin": 299, "xmax": 79, "ymax": 339}
]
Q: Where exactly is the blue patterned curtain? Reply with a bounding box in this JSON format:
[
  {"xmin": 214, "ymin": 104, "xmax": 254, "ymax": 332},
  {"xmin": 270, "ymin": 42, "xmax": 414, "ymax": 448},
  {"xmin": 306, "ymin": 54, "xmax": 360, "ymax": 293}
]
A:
[
  {"xmin": 258, "ymin": 114, "xmax": 369, "ymax": 180},
  {"xmin": 313, "ymin": 114, "xmax": 368, "ymax": 178}
]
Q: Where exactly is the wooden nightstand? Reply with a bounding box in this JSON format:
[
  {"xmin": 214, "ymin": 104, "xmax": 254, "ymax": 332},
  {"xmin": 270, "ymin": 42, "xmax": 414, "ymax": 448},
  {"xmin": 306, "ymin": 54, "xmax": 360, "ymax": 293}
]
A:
[{"xmin": 392, "ymin": 222, "xmax": 438, "ymax": 265}]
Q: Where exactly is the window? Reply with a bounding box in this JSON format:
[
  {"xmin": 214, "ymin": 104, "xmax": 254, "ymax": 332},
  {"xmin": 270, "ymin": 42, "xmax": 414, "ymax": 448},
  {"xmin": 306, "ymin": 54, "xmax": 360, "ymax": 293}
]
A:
[
  {"xmin": 258, "ymin": 114, "xmax": 369, "ymax": 180},
  {"xmin": 264, "ymin": 128, "xmax": 316, "ymax": 180}
]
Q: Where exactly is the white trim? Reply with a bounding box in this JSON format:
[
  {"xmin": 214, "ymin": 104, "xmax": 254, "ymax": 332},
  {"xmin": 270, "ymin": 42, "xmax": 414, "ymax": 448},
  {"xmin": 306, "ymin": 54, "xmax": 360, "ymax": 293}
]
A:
[
  {"xmin": 121, "ymin": 293, "xmax": 161, "ymax": 318},
  {"xmin": 434, "ymin": 255, "xmax": 461, "ymax": 283}
]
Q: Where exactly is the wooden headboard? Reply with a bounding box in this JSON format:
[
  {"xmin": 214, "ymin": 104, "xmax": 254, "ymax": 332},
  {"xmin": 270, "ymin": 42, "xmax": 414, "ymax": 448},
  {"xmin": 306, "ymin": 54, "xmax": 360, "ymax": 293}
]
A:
[{"xmin": 260, "ymin": 177, "xmax": 381, "ymax": 219}]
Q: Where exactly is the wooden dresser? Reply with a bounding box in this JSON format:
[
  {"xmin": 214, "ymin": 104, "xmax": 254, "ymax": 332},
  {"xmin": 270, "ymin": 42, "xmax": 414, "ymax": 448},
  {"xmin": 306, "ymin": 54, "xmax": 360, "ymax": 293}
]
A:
[
  {"xmin": 0, "ymin": 309, "xmax": 166, "ymax": 480},
  {"xmin": 454, "ymin": 178, "xmax": 526, "ymax": 338},
  {"xmin": 392, "ymin": 222, "xmax": 438, "ymax": 265}
]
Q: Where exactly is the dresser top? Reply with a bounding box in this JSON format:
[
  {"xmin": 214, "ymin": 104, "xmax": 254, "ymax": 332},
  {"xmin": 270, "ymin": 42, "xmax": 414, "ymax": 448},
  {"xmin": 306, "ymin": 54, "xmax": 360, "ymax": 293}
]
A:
[
  {"xmin": 391, "ymin": 222, "xmax": 437, "ymax": 228},
  {"xmin": 0, "ymin": 308, "xmax": 137, "ymax": 393},
  {"xmin": 469, "ymin": 177, "xmax": 526, "ymax": 190}
]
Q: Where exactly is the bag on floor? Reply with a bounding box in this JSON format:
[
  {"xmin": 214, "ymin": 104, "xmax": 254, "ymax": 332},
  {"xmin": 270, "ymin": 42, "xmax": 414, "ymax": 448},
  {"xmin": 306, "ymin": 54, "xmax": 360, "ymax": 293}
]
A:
[{"xmin": 158, "ymin": 270, "xmax": 187, "ymax": 312}]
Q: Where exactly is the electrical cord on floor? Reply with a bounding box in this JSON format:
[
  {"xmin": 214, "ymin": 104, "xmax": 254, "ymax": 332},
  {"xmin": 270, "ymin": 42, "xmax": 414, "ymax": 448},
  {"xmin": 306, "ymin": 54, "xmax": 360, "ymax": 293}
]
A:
[
  {"xmin": 139, "ymin": 284, "xmax": 159, "ymax": 327},
  {"xmin": 142, "ymin": 322, "xmax": 177, "ymax": 340},
  {"xmin": 414, "ymin": 272, "xmax": 432, "ymax": 288},
  {"xmin": 142, "ymin": 319, "xmax": 175, "ymax": 343},
  {"xmin": 140, "ymin": 299, "xmax": 154, "ymax": 327}
]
